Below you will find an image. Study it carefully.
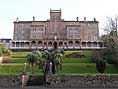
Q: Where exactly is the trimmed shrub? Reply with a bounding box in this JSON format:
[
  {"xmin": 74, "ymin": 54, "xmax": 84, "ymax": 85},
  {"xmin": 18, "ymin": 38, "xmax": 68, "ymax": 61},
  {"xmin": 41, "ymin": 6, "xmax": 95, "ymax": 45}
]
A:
[{"xmin": 96, "ymin": 59, "xmax": 106, "ymax": 73}]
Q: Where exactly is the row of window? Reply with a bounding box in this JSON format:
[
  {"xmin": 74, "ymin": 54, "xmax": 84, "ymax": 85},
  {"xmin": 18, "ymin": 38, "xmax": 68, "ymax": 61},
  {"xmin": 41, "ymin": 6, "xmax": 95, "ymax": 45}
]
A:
[
  {"xmin": 14, "ymin": 34, "xmax": 30, "ymax": 40},
  {"xmin": 15, "ymin": 28, "xmax": 45, "ymax": 33},
  {"xmin": 31, "ymin": 34, "xmax": 43, "ymax": 39},
  {"xmin": 15, "ymin": 29, "xmax": 30, "ymax": 34},
  {"xmin": 67, "ymin": 27, "xmax": 80, "ymax": 33},
  {"xmin": 67, "ymin": 33, "xmax": 98, "ymax": 40},
  {"xmin": 67, "ymin": 34, "xmax": 80, "ymax": 39},
  {"xmin": 31, "ymin": 28, "xmax": 44, "ymax": 32}
]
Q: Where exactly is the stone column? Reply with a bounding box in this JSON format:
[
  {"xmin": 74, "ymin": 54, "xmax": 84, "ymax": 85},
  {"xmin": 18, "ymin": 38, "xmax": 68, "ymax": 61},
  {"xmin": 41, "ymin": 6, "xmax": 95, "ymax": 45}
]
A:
[
  {"xmin": 73, "ymin": 41, "xmax": 75, "ymax": 48},
  {"xmin": 91, "ymin": 42, "xmax": 93, "ymax": 48},
  {"xmin": 36, "ymin": 41, "xmax": 38, "ymax": 49},
  {"xmin": 79, "ymin": 40, "xmax": 81, "ymax": 49},
  {"xmin": 42, "ymin": 41, "xmax": 44, "ymax": 49},
  {"xmin": 97, "ymin": 42, "xmax": 98, "ymax": 47},
  {"xmin": 21, "ymin": 75, "xmax": 29, "ymax": 86},
  {"xmin": 86, "ymin": 42, "xmax": 87, "ymax": 47},
  {"xmin": 14, "ymin": 42, "xmax": 16, "ymax": 47},
  {"xmin": 30, "ymin": 42, "xmax": 32, "ymax": 49}
]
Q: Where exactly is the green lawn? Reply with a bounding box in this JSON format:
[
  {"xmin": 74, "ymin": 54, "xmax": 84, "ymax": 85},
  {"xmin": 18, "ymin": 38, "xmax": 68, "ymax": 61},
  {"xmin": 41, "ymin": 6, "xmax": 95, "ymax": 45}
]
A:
[
  {"xmin": 0, "ymin": 63, "xmax": 118, "ymax": 74},
  {"xmin": 0, "ymin": 63, "xmax": 24, "ymax": 74},
  {"xmin": 11, "ymin": 50, "xmax": 93, "ymax": 63},
  {"xmin": 0, "ymin": 50, "xmax": 117, "ymax": 74},
  {"xmin": 63, "ymin": 50, "xmax": 94, "ymax": 63},
  {"xmin": 12, "ymin": 51, "xmax": 31, "ymax": 58},
  {"xmin": 63, "ymin": 58, "xmax": 94, "ymax": 63},
  {"xmin": 11, "ymin": 58, "xmax": 27, "ymax": 63},
  {"xmin": 61, "ymin": 63, "xmax": 118, "ymax": 74},
  {"xmin": 0, "ymin": 63, "xmax": 43, "ymax": 75},
  {"xmin": 11, "ymin": 51, "xmax": 30, "ymax": 63}
]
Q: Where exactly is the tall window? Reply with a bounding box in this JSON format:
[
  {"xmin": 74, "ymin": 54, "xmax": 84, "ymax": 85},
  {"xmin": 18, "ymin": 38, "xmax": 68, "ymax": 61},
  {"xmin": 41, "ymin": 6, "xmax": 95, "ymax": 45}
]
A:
[{"xmin": 88, "ymin": 34, "xmax": 91, "ymax": 40}]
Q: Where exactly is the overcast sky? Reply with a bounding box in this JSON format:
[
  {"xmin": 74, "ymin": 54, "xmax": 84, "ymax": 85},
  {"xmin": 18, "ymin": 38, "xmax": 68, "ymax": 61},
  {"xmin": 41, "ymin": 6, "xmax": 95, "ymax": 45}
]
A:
[{"xmin": 0, "ymin": 0, "xmax": 118, "ymax": 39}]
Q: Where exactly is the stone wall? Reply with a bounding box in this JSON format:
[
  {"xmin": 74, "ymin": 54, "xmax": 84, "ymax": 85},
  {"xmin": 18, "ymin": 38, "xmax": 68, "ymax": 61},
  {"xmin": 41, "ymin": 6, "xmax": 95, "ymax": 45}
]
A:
[
  {"xmin": 46, "ymin": 74, "xmax": 118, "ymax": 88},
  {"xmin": 0, "ymin": 74, "xmax": 118, "ymax": 87},
  {"xmin": 0, "ymin": 75, "xmax": 21, "ymax": 87},
  {"xmin": 0, "ymin": 75, "xmax": 45, "ymax": 87}
]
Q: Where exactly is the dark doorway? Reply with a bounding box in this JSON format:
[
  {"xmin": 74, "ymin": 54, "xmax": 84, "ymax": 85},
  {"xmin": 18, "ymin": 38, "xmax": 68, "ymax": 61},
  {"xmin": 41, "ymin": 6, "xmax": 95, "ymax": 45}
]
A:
[
  {"xmin": 27, "ymin": 75, "xmax": 45, "ymax": 86},
  {"xmin": 53, "ymin": 42, "xmax": 57, "ymax": 49}
]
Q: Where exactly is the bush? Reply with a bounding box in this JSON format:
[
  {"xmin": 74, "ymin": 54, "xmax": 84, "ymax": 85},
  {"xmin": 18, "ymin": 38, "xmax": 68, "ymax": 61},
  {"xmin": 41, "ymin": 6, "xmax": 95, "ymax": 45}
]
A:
[
  {"xmin": 0, "ymin": 43, "xmax": 12, "ymax": 63},
  {"xmin": 0, "ymin": 48, "xmax": 2, "ymax": 56},
  {"xmin": 92, "ymin": 50, "xmax": 106, "ymax": 73},
  {"xmin": 96, "ymin": 59, "xmax": 106, "ymax": 73},
  {"xmin": 2, "ymin": 56, "xmax": 12, "ymax": 63}
]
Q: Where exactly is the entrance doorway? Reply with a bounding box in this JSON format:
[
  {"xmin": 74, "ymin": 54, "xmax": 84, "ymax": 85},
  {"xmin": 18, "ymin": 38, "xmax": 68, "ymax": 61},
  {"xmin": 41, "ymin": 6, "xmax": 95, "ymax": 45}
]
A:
[{"xmin": 53, "ymin": 42, "xmax": 57, "ymax": 49}]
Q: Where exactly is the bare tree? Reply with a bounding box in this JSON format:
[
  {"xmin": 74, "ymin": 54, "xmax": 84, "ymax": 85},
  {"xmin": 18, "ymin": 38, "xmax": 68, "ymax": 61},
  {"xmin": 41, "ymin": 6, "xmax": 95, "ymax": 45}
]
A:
[
  {"xmin": 104, "ymin": 16, "xmax": 118, "ymax": 36},
  {"xmin": 101, "ymin": 15, "xmax": 118, "ymax": 66}
]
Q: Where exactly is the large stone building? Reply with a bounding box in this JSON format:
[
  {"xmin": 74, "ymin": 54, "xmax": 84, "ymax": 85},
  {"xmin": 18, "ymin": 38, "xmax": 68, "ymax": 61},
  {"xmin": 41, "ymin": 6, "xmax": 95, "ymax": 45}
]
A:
[{"xmin": 10, "ymin": 9, "xmax": 102, "ymax": 50}]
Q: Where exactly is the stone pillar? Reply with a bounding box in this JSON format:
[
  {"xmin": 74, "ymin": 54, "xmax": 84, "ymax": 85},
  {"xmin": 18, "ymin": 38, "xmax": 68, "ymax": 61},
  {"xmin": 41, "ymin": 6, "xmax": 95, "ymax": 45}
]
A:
[
  {"xmin": 22, "ymin": 63, "xmax": 29, "ymax": 86},
  {"xmin": 97, "ymin": 42, "xmax": 98, "ymax": 47},
  {"xmin": 80, "ymin": 41, "xmax": 82, "ymax": 49},
  {"xmin": 62, "ymin": 42, "xmax": 64, "ymax": 48},
  {"xmin": 86, "ymin": 42, "xmax": 87, "ymax": 47},
  {"xmin": 91, "ymin": 42, "xmax": 93, "ymax": 47},
  {"xmin": 36, "ymin": 41, "xmax": 38, "ymax": 49},
  {"xmin": 73, "ymin": 41, "xmax": 75, "ymax": 48},
  {"xmin": 67, "ymin": 41, "xmax": 69, "ymax": 49},
  {"xmin": 30, "ymin": 42, "xmax": 32, "ymax": 49},
  {"xmin": 21, "ymin": 75, "xmax": 29, "ymax": 86},
  {"xmin": 14, "ymin": 42, "xmax": 16, "ymax": 47},
  {"xmin": 42, "ymin": 41, "xmax": 44, "ymax": 49},
  {"xmin": 57, "ymin": 41, "xmax": 59, "ymax": 49}
]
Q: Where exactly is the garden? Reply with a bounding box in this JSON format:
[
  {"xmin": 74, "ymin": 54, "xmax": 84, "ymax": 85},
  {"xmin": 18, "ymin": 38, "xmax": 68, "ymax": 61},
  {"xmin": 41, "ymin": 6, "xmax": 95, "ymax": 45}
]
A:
[{"xmin": 0, "ymin": 48, "xmax": 118, "ymax": 74}]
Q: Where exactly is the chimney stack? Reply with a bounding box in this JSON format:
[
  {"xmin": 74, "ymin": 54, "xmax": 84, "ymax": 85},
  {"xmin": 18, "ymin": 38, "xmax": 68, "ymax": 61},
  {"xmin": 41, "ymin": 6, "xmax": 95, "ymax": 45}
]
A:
[
  {"xmin": 84, "ymin": 17, "xmax": 86, "ymax": 21},
  {"xmin": 16, "ymin": 17, "xmax": 18, "ymax": 22},
  {"xmin": 94, "ymin": 18, "xmax": 96, "ymax": 21},
  {"xmin": 33, "ymin": 16, "xmax": 35, "ymax": 21},
  {"xmin": 77, "ymin": 17, "xmax": 79, "ymax": 21}
]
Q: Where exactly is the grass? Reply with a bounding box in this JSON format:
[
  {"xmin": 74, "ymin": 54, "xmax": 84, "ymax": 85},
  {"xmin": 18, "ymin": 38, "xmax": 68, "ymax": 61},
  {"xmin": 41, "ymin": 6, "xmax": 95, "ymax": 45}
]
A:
[
  {"xmin": 11, "ymin": 58, "xmax": 27, "ymax": 63},
  {"xmin": 61, "ymin": 63, "xmax": 118, "ymax": 74},
  {"xmin": 11, "ymin": 50, "xmax": 93, "ymax": 64},
  {"xmin": 63, "ymin": 58, "xmax": 94, "ymax": 63},
  {"xmin": 12, "ymin": 51, "xmax": 31, "ymax": 58},
  {"xmin": 63, "ymin": 50, "xmax": 94, "ymax": 63},
  {"xmin": 11, "ymin": 51, "xmax": 30, "ymax": 63},
  {"xmin": 0, "ymin": 63, "xmax": 43, "ymax": 75},
  {"xmin": 0, "ymin": 63, "xmax": 24, "ymax": 74},
  {"xmin": 0, "ymin": 63, "xmax": 117, "ymax": 75},
  {"xmin": 0, "ymin": 50, "xmax": 117, "ymax": 74},
  {"xmin": 61, "ymin": 63, "xmax": 97, "ymax": 74}
]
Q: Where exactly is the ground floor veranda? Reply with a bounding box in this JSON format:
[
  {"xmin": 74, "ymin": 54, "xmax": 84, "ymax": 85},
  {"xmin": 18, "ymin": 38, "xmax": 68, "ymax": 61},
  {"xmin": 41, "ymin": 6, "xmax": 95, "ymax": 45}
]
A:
[{"xmin": 10, "ymin": 40, "xmax": 104, "ymax": 50}]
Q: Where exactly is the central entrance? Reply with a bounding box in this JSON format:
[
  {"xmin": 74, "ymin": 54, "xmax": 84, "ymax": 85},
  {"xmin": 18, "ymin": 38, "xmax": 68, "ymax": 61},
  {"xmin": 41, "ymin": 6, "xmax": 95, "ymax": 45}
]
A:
[{"xmin": 53, "ymin": 42, "xmax": 57, "ymax": 49}]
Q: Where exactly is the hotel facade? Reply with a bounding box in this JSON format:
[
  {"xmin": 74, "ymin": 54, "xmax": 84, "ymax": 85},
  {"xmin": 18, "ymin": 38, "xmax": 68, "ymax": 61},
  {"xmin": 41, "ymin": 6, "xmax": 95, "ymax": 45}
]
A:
[{"xmin": 10, "ymin": 10, "xmax": 103, "ymax": 50}]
